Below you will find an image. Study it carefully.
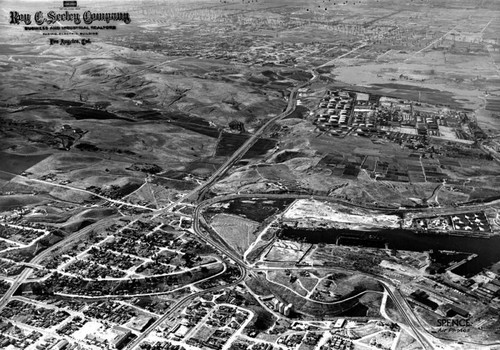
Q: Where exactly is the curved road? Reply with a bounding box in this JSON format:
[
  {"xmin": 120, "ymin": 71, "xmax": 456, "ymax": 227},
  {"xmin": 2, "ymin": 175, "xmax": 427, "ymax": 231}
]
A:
[
  {"xmin": 0, "ymin": 68, "xmax": 316, "ymax": 349},
  {"xmin": 7, "ymin": 63, "xmax": 493, "ymax": 350},
  {"xmin": 164, "ymin": 70, "xmax": 318, "ymax": 208},
  {"xmin": 124, "ymin": 266, "xmax": 247, "ymax": 350},
  {"xmin": 191, "ymin": 194, "xmax": 434, "ymax": 350},
  {"xmin": 0, "ymin": 216, "xmax": 118, "ymax": 310},
  {"xmin": 124, "ymin": 71, "xmax": 321, "ymax": 350}
]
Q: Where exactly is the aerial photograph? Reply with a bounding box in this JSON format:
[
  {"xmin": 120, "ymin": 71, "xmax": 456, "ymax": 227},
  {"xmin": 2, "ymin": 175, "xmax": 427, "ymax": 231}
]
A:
[{"xmin": 0, "ymin": 0, "xmax": 499, "ymax": 349}]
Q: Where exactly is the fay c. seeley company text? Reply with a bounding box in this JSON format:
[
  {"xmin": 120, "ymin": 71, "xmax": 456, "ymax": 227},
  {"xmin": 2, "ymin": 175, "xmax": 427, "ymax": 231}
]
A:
[{"xmin": 9, "ymin": 10, "xmax": 131, "ymax": 25}]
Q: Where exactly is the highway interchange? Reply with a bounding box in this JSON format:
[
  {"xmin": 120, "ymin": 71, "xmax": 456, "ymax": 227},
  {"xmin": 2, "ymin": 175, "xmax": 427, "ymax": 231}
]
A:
[
  {"xmin": 128, "ymin": 69, "xmax": 440, "ymax": 350},
  {"xmin": 0, "ymin": 72, "xmax": 313, "ymax": 349},
  {"xmin": 2, "ymin": 67, "xmax": 494, "ymax": 350}
]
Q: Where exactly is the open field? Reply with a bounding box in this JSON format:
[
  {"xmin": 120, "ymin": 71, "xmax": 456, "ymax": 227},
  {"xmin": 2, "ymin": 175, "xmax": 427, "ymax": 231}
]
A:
[
  {"xmin": 264, "ymin": 240, "xmax": 309, "ymax": 263},
  {"xmin": 0, "ymin": 0, "xmax": 499, "ymax": 349},
  {"xmin": 2, "ymin": 0, "xmax": 499, "ymax": 210},
  {"xmin": 246, "ymin": 273, "xmax": 383, "ymax": 319},
  {"xmin": 210, "ymin": 213, "xmax": 260, "ymax": 255},
  {"xmin": 266, "ymin": 270, "xmax": 309, "ymax": 297},
  {"xmin": 283, "ymin": 199, "xmax": 401, "ymax": 228}
]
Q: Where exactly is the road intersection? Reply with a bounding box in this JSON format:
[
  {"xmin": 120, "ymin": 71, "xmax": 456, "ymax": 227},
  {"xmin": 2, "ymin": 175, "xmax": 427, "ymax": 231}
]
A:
[{"xmin": 0, "ymin": 67, "xmax": 466, "ymax": 350}]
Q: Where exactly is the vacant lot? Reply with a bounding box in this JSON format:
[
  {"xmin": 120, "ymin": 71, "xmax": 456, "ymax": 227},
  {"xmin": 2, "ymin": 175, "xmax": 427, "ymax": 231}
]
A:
[{"xmin": 210, "ymin": 214, "xmax": 260, "ymax": 255}]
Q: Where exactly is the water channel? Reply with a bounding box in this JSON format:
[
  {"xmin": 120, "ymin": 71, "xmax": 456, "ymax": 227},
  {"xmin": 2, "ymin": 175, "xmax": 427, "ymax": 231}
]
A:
[{"xmin": 281, "ymin": 227, "xmax": 500, "ymax": 277}]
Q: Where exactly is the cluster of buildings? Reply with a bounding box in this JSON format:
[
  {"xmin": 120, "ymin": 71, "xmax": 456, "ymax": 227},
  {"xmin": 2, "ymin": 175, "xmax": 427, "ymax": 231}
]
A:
[
  {"xmin": 84, "ymin": 301, "xmax": 139, "ymax": 326},
  {"xmin": 167, "ymin": 302, "xmax": 250, "ymax": 350},
  {"xmin": 0, "ymin": 309, "xmax": 137, "ymax": 350},
  {"xmin": 407, "ymin": 286, "xmax": 490, "ymax": 326},
  {"xmin": 352, "ymin": 94, "xmax": 377, "ymax": 134},
  {"xmin": 0, "ymin": 321, "xmax": 42, "ymax": 350},
  {"xmin": 315, "ymin": 90, "xmax": 354, "ymax": 136},
  {"xmin": 399, "ymin": 269, "xmax": 500, "ymax": 335},
  {"xmin": 8, "ymin": 300, "xmax": 148, "ymax": 350},
  {"xmin": 2, "ymin": 300, "xmax": 70, "ymax": 330},
  {"xmin": 271, "ymin": 299, "xmax": 293, "ymax": 316},
  {"xmin": 313, "ymin": 88, "xmax": 478, "ymax": 146},
  {"xmin": 84, "ymin": 326, "xmax": 133, "ymax": 350},
  {"xmin": 139, "ymin": 341, "xmax": 185, "ymax": 350},
  {"xmin": 260, "ymin": 294, "xmax": 294, "ymax": 316},
  {"xmin": 277, "ymin": 333, "xmax": 306, "ymax": 348},
  {"xmin": 412, "ymin": 211, "xmax": 492, "ymax": 236},
  {"xmin": 451, "ymin": 213, "xmax": 491, "ymax": 232},
  {"xmin": 473, "ymin": 276, "xmax": 500, "ymax": 302},
  {"xmin": 0, "ymin": 223, "xmax": 47, "ymax": 245},
  {"xmin": 57, "ymin": 317, "xmax": 87, "ymax": 338},
  {"xmin": 320, "ymin": 335, "xmax": 354, "ymax": 350}
]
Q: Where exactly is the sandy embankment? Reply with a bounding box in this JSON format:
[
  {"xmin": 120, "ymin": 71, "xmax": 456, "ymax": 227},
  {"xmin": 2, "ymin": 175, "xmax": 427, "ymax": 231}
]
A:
[{"xmin": 282, "ymin": 199, "xmax": 401, "ymax": 230}]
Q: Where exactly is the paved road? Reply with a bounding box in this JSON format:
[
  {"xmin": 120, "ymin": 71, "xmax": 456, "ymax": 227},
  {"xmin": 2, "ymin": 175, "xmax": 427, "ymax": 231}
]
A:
[
  {"xmin": 319, "ymin": 42, "xmax": 367, "ymax": 67},
  {"xmin": 172, "ymin": 71, "xmax": 318, "ymax": 206},
  {"xmin": 122, "ymin": 70, "xmax": 320, "ymax": 350},
  {"xmin": 194, "ymin": 191, "xmax": 500, "ymax": 219},
  {"xmin": 405, "ymin": 24, "xmax": 461, "ymax": 61},
  {"xmin": 382, "ymin": 282, "xmax": 434, "ymax": 350},
  {"xmin": 125, "ymin": 260, "xmax": 247, "ymax": 350},
  {"xmin": 6, "ymin": 60, "xmax": 486, "ymax": 350},
  {"xmin": 192, "ymin": 193, "xmax": 434, "ymax": 347},
  {"xmin": 0, "ymin": 169, "xmax": 152, "ymax": 211},
  {"xmin": 194, "ymin": 195, "xmax": 433, "ymax": 349},
  {"xmin": 0, "ymin": 66, "xmax": 316, "ymax": 350},
  {"xmin": 191, "ymin": 191, "xmax": 500, "ymax": 350},
  {"xmin": 0, "ymin": 217, "xmax": 116, "ymax": 310},
  {"xmin": 195, "ymin": 192, "xmax": 397, "ymax": 213}
]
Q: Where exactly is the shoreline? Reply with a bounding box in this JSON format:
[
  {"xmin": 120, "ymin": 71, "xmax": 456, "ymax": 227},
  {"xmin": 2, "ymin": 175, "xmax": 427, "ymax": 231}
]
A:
[{"xmin": 280, "ymin": 220, "xmax": 494, "ymax": 239}]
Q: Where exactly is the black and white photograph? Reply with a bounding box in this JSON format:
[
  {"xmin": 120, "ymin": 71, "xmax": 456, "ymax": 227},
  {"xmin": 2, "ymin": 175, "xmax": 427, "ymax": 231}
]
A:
[{"xmin": 1, "ymin": 0, "xmax": 500, "ymax": 349}]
